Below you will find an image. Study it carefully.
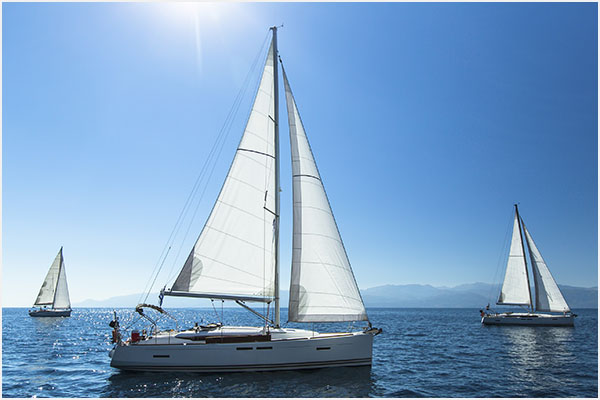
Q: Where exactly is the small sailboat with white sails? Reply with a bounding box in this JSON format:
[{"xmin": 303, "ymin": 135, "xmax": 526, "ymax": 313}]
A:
[
  {"xmin": 29, "ymin": 247, "xmax": 72, "ymax": 317},
  {"xmin": 481, "ymin": 204, "xmax": 575, "ymax": 326},
  {"xmin": 109, "ymin": 26, "xmax": 380, "ymax": 372}
]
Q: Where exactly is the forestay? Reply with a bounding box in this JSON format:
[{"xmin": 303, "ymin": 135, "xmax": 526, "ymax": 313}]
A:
[
  {"xmin": 170, "ymin": 41, "xmax": 277, "ymax": 302},
  {"xmin": 497, "ymin": 213, "xmax": 532, "ymax": 306},
  {"xmin": 523, "ymin": 224, "xmax": 570, "ymax": 312},
  {"xmin": 283, "ymin": 67, "xmax": 368, "ymax": 322}
]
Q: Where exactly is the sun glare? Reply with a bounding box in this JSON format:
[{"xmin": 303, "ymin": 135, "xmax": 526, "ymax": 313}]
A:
[
  {"xmin": 161, "ymin": 2, "xmax": 222, "ymax": 24},
  {"xmin": 155, "ymin": 2, "xmax": 230, "ymax": 77}
]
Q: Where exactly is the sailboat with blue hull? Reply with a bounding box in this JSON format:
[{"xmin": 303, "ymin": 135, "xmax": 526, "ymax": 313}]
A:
[
  {"xmin": 482, "ymin": 205, "xmax": 575, "ymax": 326},
  {"xmin": 109, "ymin": 27, "xmax": 380, "ymax": 372}
]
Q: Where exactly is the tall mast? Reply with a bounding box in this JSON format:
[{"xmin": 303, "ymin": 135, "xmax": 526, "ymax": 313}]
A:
[
  {"xmin": 271, "ymin": 26, "xmax": 281, "ymax": 328},
  {"xmin": 514, "ymin": 204, "xmax": 533, "ymax": 312},
  {"xmin": 51, "ymin": 247, "xmax": 63, "ymax": 309}
]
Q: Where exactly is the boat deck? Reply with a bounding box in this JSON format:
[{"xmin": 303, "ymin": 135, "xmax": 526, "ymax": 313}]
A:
[{"xmin": 125, "ymin": 326, "xmax": 360, "ymax": 346}]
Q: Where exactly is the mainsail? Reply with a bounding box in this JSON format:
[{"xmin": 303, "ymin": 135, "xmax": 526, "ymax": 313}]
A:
[
  {"xmin": 497, "ymin": 210, "xmax": 532, "ymax": 306},
  {"xmin": 282, "ymin": 67, "xmax": 368, "ymax": 322},
  {"xmin": 169, "ymin": 40, "xmax": 277, "ymax": 302},
  {"xmin": 34, "ymin": 248, "xmax": 71, "ymax": 309},
  {"xmin": 523, "ymin": 224, "xmax": 570, "ymax": 312}
]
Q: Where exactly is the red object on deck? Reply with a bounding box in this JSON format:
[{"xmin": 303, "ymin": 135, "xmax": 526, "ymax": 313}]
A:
[{"xmin": 131, "ymin": 330, "xmax": 140, "ymax": 342}]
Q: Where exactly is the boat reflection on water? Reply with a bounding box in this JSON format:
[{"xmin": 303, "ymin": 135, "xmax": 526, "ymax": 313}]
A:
[
  {"xmin": 500, "ymin": 326, "xmax": 576, "ymax": 393},
  {"xmin": 103, "ymin": 365, "xmax": 375, "ymax": 397},
  {"xmin": 31, "ymin": 316, "xmax": 65, "ymax": 332}
]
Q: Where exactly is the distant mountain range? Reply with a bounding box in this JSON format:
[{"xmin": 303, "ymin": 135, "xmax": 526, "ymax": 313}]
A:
[
  {"xmin": 73, "ymin": 283, "xmax": 597, "ymax": 309},
  {"xmin": 361, "ymin": 283, "xmax": 597, "ymax": 308}
]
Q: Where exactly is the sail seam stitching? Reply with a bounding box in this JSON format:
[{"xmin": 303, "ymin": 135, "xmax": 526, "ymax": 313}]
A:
[
  {"xmin": 292, "ymin": 204, "xmax": 333, "ymax": 216},
  {"xmin": 215, "ymin": 198, "xmax": 269, "ymax": 221},
  {"xmin": 293, "ymin": 231, "xmax": 344, "ymax": 244},
  {"xmin": 292, "ymin": 260, "xmax": 349, "ymax": 269},
  {"xmin": 204, "ymin": 225, "xmax": 272, "ymax": 252},
  {"xmin": 194, "ymin": 254, "xmax": 274, "ymax": 282},
  {"xmin": 242, "ymin": 128, "xmax": 273, "ymax": 146},
  {"xmin": 224, "ymin": 175, "xmax": 270, "ymax": 198}
]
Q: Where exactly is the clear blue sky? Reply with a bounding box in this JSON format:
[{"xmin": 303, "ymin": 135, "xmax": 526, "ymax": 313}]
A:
[{"xmin": 3, "ymin": 2, "xmax": 597, "ymax": 307}]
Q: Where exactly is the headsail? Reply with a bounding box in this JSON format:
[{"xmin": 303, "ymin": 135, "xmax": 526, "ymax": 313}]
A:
[
  {"xmin": 282, "ymin": 66, "xmax": 368, "ymax": 322},
  {"xmin": 169, "ymin": 40, "xmax": 277, "ymax": 302},
  {"xmin": 53, "ymin": 251, "xmax": 71, "ymax": 309},
  {"xmin": 497, "ymin": 209, "xmax": 532, "ymax": 306},
  {"xmin": 34, "ymin": 248, "xmax": 70, "ymax": 309},
  {"xmin": 522, "ymin": 223, "xmax": 570, "ymax": 312}
]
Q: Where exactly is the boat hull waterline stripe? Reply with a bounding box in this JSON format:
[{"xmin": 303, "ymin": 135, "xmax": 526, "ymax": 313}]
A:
[{"xmin": 112, "ymin": 357, "xmax": 372, "ymax": 372}]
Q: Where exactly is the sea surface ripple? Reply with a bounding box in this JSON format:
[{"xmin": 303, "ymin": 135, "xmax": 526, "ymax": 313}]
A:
[{"xmin": 2, "ymin": 308, "xmax": 597, "ymax": 397}]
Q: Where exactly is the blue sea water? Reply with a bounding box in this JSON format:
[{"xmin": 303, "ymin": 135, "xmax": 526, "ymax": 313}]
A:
[{"xmin": 2, "ymin": 307, "xmax": 597, "ymax": 397}]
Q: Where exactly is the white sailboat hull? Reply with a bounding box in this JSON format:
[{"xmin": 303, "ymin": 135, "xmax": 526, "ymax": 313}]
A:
[
  {"xmin": 110, "ymin": 327, "xmax": 376, "ymax": 372},
  {"xmin": 29, "ymin": 309, "xmax": 71, "ymax": 318},
  {"xmin": 482, "ymin": 313, "xmax": 574, "ymax": 326}
]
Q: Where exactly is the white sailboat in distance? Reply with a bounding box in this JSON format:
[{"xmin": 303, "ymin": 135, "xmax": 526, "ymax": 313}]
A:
[
  {"xmin": 481, "ymin": 204, "xmax": 575, "ymax": 326},
  {"xmin": 109, "ymin": 26, "xmax": 381, "ymax": 372},
  {"xmin": 29, "ymin": 247, "xmax": 72, "ymax": 317}
]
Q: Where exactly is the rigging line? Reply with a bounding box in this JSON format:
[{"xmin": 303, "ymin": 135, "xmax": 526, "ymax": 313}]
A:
[
  {"xmin": 142, "ymin": 246, "xmax": 172, "ymax": 304},
  {"xmin": 262, "ymin": 101, "xmax": 276, "ymax": 324},
  {"xmin": 144, "ymin": 31, "xmax": 270, "ymax": 291},
  {"xmin": 137, "ymin": 226, "xmax": 176, "ymax": 303},
  {"xmin": 161, "ymin": 31, "xmax": 271, "ymax": 286},
  {"xmin": 211, "ymin": 299, "xmax": 220, "ymax": 323},
  {"xmin": 162, "ymin": 60, "xmax": 263, "ymax": 285},
  {"xmin": 263, "ymin": 184, "xmax": 267, "ymax": 322},
  {"xmin": 135, "ymin": 122, "xmax": 241, "ymax": 303},
  {"xmin": 122, "ymin": 314, "xmax": 143, "ymax": 332},
  {"xmin": 147, "ymin": 35, "xmax": 270, "ymax": 299},
  {"xmin": 488, "ymin": 207, "xmax": 515, "ymax": 304},
  {"xmin": 163, "ymin": 109, "xmax": 238, "ymax": 283}
]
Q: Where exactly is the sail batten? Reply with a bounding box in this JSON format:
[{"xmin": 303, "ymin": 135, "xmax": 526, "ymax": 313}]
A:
[
  {"xmin": 283, "ymin": 66, "xmax": 368, "ymax": 323},
  {"xmin": 169, "ymin": 40, "xmax": 277, "ymax": 301}
]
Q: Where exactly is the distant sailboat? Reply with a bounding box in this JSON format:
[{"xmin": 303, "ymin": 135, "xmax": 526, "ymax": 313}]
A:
[
  {"xmin": 109, "ymin": 27, "xmax": 380, "ymax": 372},
  {"xmin": 482, "ymin": 205, "xmax": 574, "ymax": 326},
  {"xmin": 29, "ymin": 247, "xmax": 72, "ymax": 317}
]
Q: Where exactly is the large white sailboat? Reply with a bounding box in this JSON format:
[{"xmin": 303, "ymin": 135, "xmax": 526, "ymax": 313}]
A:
[
  {"xmin": 29, "ymin": 247, "xmax": 72, "ymax": 318},
  {"xmin": 481, "ymin": 205, "xmax": 575, "ymax": 326},
  {"xmin": 109, "ymin": 27, "xmax": 381, "ymax": 372}
]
